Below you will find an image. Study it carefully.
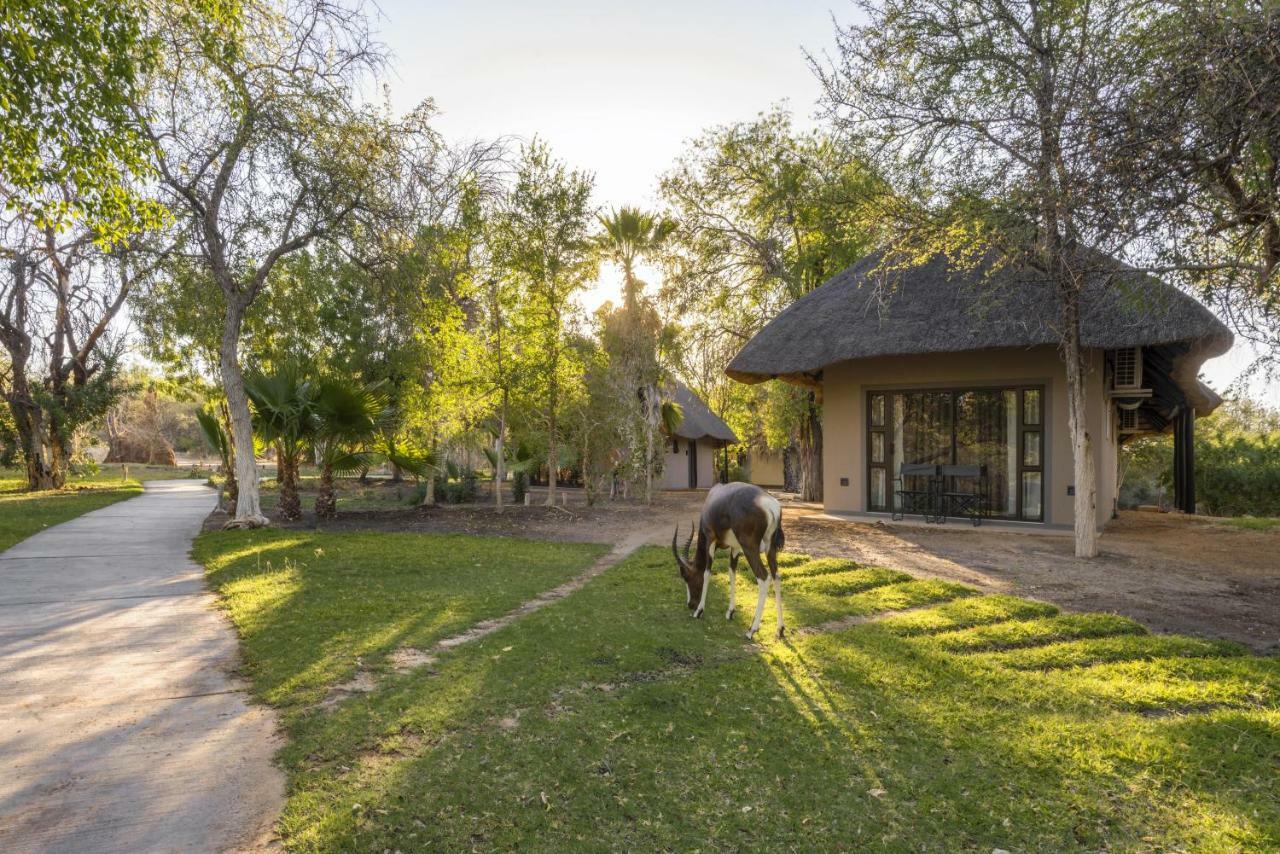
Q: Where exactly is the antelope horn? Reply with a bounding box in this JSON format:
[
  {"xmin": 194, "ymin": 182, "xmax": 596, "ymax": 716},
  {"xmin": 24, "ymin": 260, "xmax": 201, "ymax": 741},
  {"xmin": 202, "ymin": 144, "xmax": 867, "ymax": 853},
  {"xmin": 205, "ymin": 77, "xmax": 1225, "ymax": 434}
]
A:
[
  {"xmin": 683, "ymin": 521, "xmax": 695, "ymax": 558},
  {"xmin": 672, "ymin": 526, "xmax": 684, "ymax": 566}
]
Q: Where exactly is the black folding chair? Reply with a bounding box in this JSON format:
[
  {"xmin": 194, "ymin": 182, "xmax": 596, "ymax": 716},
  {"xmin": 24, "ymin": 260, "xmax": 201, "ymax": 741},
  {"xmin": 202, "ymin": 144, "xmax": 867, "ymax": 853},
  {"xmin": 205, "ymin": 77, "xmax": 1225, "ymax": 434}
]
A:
[
  {"xmin": 938, "ymin": 464, "xmax": 987, "ymax": 526},
  {"xmin": 893, "ymin": 463, "xmax": 940, "ymax": 522}
]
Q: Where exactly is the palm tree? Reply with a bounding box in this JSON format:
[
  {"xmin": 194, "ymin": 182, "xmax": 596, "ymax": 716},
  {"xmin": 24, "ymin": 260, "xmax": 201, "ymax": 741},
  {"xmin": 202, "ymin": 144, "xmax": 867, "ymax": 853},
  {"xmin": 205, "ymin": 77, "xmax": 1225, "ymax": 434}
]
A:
[
  {"xmin": 594, "ymin": 207, "xmax": 677, "ymax": 308},
  {"xmin": 311, "ymin": 378, "xmax": 392, "ymax": 520},
  {"xmin": 245, "ymin": 367, "xmax": 315, "ymax": 521},
  {"xmin": 196, "ymin": 404, "xmax": 237, "ymax": 512},
  {"xmin": 595, "ymin": 207, "xmax": 678, "ymax": 503}
]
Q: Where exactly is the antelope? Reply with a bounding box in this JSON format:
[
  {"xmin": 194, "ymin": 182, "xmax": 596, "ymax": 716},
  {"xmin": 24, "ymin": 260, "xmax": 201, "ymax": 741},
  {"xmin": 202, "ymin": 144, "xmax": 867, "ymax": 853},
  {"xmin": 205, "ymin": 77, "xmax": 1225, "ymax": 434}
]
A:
[{"xmin": 672, "ymin": 482, "xmax": 786, "ymax": 639}]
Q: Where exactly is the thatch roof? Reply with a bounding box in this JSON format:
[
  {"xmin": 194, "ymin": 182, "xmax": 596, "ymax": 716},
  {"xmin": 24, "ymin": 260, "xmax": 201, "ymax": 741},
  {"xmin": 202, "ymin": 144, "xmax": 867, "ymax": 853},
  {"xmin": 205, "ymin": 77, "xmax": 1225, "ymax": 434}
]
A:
[
  {"xmin": 727, "ymin": 251, "xmax": 1232, "ymax": 409},
  {"xmin": 667, "ymin": 382, "xmax": 738, "ymax": 443}
]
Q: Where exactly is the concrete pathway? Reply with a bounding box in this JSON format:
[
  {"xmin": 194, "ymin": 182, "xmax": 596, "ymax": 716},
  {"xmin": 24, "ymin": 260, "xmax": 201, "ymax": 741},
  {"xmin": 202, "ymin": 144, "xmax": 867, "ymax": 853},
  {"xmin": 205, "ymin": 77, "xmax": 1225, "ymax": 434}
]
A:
[{"xmin": 0, "ymin": 481, "xmax": 284, "ymax": 853}]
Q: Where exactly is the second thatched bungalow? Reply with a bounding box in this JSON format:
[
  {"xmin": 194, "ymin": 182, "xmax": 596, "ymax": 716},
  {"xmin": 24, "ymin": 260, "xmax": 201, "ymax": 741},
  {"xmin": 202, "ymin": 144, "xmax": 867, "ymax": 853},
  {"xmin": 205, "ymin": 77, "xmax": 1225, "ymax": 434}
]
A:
[{"xmin": 727, "ymin": 251, "xmax": 1232, "ymax": 530}]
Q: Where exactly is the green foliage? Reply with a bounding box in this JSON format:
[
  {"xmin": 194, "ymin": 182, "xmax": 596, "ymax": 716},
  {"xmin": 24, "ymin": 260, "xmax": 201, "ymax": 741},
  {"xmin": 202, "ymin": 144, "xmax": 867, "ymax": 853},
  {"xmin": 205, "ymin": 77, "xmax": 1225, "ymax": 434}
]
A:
[
  {"xmin": 1121, "ymin": 398, "xmax": 1280, "ymax": 516},
  {"xmin": 0, "ymin": 0, "xmax": 170, "ymax": 234},
  {"xmin": 660, "ymin": 107, "xmax": 887, "ymax": 463}
]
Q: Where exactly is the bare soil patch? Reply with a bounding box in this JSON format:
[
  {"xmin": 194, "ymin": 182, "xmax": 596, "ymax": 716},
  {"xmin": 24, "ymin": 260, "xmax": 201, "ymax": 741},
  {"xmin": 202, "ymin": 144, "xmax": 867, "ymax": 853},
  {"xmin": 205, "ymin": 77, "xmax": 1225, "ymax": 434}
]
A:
[{"xmin": 784, "ymin": 508, "xmax": 1280, "ymax": 653}]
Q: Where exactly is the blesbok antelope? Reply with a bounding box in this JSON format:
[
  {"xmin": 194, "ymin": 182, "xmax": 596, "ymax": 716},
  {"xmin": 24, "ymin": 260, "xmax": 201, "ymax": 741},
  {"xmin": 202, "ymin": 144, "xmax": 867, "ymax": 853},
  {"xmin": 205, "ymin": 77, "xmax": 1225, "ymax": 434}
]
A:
[{"xmin": 672, "ymin": 482, "xmax": 786, "ymax": 639}]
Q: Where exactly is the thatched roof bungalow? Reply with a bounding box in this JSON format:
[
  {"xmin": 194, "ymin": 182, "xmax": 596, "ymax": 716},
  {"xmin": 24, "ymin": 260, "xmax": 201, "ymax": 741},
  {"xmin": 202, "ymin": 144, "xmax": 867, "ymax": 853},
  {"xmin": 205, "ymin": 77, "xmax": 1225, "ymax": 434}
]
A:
[
  {"xmin": 662, "ymin": 382, "xmax": 737, "ymax": 490},
  {"xmin": 728, "ymin": 251, "xmax": 1231, "ymax": 528}
]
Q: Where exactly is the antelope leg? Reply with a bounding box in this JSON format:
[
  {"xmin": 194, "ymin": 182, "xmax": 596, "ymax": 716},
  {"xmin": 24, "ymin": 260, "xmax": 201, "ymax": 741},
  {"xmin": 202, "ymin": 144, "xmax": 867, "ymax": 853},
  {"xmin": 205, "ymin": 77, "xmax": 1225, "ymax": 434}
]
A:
[
  {"xmin": 726, "ymin": 564, "xmax": 737, "ymax": 620},
  {"xmin": 774, "ymin": 574, "xmax": 785, "ymax": 638},
  {"xmin": 747, "ymin": 576, "xmax": 769, "ymax": 638},
  {"xmin": 694, "ymin": 569, "xmax": 710, "ymax": 619}
]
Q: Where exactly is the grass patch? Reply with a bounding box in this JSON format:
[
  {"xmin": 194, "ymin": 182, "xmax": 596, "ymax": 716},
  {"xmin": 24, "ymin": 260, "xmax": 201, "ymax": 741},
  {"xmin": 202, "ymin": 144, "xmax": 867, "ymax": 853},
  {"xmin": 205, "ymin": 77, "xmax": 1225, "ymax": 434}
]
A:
[
  {"xmin": 200, "ymin": 542, "xmax": 1280, "ymax": 851},
  {"xmin": 1218, "ymin": 516, "xmax": 1280, "ymax": 533},
  {"xmin": 193, "ymin": 530, "xmax": 606, "ymax": 716},
  {"xmin": 0, "ymin": 467, "xmax": 150, "ymax": 552}
]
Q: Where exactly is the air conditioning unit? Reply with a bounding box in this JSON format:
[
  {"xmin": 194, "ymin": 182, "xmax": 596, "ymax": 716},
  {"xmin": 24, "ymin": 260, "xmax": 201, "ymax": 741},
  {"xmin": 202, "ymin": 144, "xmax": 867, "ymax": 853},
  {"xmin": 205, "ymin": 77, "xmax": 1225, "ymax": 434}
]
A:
[
  {"xmin": 1117, "ymin": 405, "xmax": 1141, "ymax": 434},
  {"xmin": 1113, "ymin": 347, "xmax": 1142, "ymax": 390}
]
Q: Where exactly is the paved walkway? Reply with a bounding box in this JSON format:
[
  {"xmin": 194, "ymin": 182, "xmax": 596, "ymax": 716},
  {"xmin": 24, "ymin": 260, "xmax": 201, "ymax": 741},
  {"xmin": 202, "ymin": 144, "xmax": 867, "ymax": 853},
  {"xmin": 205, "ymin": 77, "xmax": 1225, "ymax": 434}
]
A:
[{"xmin": 0, "ymin": 481, "xmax": 283, "ymax": 853}]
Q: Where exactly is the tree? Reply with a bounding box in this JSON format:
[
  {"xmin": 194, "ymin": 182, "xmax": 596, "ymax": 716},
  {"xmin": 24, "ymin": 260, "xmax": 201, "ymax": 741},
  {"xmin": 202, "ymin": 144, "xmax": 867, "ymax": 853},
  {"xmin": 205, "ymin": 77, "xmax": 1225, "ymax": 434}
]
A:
[
  {"xmin": 136, "ymin": 0, "xmax": 433, "ymax": 526},
  {"xmin": 659, "ymin": 108, "xmax": 886, "ymax": 500},
  {"xmin": 0, "ymin": 201, "xmax": 163, "ymax": 489},
  {"xmin": 490, "ymin": 142, "xmax": 597, "ymax": 506},
  {"xmin": 245, "ymin": 367, "xmax": 313, "ymax": 521},
  {"xmin": 311, "ymin": 377, "xmax": 390, "ymax": 520},
  {"xmin": 1113, "ymin": 2, "xmax": 1280, "ymax": 376},
  {"xmin": 595, "ymin": 207, "xmax": 677, "ymax": 503},
  {"xmin": 0, "ymin": 0, "xmax": 163, "ymax": 235}
]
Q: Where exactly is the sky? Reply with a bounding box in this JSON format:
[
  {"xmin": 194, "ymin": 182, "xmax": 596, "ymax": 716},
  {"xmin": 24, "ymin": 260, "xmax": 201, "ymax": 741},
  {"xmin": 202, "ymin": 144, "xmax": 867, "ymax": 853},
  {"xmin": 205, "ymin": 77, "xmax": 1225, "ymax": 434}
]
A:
[{"xmin": 370, "ymin": 0, "xmax": 1276, "ymax": 404}]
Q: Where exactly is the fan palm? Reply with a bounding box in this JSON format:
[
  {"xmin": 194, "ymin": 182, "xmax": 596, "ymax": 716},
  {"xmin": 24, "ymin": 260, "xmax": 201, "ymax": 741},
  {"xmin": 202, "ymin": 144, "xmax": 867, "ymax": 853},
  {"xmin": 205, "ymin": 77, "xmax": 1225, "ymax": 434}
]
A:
[
  {"xmin": 196, "ymin": 404, "xmax": 237, "ymax": 512},
  {"xmin": 245, "ymin": 367, "xmax": 316, "ymax": 521},
  {"xmin": 594, "ymin": 206, "xmax": 677, "ymax": 308},
  {"xmin": 311, "ymin": 378, "xmax": 393, "ymax": 520}
]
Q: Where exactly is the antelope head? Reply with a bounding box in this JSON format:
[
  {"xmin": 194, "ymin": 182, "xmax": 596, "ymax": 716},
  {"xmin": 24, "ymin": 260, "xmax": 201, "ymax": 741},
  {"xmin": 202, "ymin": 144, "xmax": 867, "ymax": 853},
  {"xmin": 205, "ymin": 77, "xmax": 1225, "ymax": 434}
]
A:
[{"xmin": 671, "ymin": 522, "xmax": 702, "ymax": 609}]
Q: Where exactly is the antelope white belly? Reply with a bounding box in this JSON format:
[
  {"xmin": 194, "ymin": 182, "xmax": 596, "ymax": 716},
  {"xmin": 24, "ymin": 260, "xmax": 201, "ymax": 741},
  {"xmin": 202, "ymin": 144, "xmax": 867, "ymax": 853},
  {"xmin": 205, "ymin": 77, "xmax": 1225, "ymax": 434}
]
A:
[{"xmin": 720, "ymin": 528, "xmax": 743, "ymax": 558}]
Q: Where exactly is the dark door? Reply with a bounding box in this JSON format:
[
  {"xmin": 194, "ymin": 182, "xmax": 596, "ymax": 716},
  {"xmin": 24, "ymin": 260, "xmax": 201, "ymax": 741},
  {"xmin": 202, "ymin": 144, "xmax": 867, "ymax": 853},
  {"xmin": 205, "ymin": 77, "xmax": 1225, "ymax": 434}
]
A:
[{"xmin": 688, "ymin": 440, "xmax": 698, "ymax": 488}]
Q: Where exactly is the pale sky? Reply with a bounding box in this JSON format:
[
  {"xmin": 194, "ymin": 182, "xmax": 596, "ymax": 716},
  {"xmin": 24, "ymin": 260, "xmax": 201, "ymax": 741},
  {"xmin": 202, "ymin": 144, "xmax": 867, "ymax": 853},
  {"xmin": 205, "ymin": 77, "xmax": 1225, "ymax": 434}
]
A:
[{"xmin": 370, "ymin": 0, "xmax": 1276, "ymax": 404}]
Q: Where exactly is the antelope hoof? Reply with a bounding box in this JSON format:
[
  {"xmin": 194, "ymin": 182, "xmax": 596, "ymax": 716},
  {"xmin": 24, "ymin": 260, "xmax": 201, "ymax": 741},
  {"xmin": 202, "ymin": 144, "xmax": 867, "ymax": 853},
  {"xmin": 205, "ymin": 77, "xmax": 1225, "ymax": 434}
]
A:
[
  {"xmin": 777, "ymin": 626, "xmax": 787, "ymax": 639},
  {"xmin": 745, "ymin": 628, "xmax": 758, "ymax": 640},
  {"xmin": 693, "ymin": 607, "xmax": 704, "ymax": 619},
  {"xmin": 726, "ymin": 608, "xmax": 735, "ymax": 620}
]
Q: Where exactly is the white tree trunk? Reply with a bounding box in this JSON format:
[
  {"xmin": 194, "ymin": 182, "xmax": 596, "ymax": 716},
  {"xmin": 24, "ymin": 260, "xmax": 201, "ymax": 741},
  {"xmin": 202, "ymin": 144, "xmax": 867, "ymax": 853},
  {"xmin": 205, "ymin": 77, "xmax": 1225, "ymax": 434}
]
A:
[
  {"xmin": 1064, "ymin": 330, "xmax": 1098, "ymax": 557},
  {"xmin": 220, "ymin": 300, "xmax": 267, "ymax": 527}
]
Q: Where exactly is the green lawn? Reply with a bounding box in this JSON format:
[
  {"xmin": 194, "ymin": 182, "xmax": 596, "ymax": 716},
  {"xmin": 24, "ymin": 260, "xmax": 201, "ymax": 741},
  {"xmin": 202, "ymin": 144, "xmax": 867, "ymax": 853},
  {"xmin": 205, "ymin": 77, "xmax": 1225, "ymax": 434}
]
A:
[
  {"xmin": 0, "ymin": 468, "xmax": 151, "ymax": 552},
  {"xmin": 1218, "ymin": 516, "xmax": 1280, "ymax": 533},
  {"xmin": 198, "ymin": 538, "xmax": 1280, "ymax": 851}
]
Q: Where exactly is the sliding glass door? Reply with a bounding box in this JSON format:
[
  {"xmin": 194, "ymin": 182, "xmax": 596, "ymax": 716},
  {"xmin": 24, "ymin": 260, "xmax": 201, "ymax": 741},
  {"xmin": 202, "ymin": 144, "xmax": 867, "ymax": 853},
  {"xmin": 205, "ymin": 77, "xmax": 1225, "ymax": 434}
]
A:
[{"xmin": 866, "ymin": 386, "xmax": 1044, "ymax": 521}]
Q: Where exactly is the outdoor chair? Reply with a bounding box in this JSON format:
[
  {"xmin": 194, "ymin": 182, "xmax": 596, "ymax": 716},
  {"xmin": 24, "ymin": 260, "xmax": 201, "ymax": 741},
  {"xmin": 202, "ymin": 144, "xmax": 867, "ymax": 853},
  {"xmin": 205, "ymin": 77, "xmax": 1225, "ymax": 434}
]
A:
[
  {"xmin": 892, "ymin": 463, "xmax": 941, "ymax": 523},
  {"xmin": 937, "ymin": 464, "xmax": 988, "ymax": 526}
]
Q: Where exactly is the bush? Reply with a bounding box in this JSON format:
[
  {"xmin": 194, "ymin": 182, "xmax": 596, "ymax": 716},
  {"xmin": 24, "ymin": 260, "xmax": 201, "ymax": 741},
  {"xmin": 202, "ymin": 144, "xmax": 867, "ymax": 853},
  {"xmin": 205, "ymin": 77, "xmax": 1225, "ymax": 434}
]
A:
[
  {"xmin": 512, "ymin": 470, "xmax": 529, "ymax": 504},
  {"xmin": 431, "ymin": 471, "xmax": 479, "ymax": 505},
  {"xmin": 1119, "ymin": 399, "xmax": 1280, "ymax": 517}
]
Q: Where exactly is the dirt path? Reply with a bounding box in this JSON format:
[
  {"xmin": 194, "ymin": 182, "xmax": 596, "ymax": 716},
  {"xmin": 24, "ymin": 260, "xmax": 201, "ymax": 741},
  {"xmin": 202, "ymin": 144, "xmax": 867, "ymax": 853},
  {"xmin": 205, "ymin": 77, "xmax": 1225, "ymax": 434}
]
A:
[{"xmin": 0, "ymin": 481, "xmax": 284, "ymax": 853}]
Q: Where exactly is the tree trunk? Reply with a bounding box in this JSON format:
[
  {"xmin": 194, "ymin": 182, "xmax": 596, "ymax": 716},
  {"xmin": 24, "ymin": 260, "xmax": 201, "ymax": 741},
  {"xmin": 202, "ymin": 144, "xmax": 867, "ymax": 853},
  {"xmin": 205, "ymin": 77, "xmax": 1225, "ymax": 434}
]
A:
[
  {"xmin": 315, "ymin": 462, "xmax": 336, "ymax": 519},
  {"xmin": 277, "ymin": 447, "xmax": 301, "ymax": 521},
  {"xmin": 220, "ymin": 299, "xmax": 266, "ymax": 527},
  {"xmin": 643, "ymin": 386, "xmax": 656, "ymax": 505},
  {"xmin": 798, "ymin": 392, "xmax": 823, "ymax": 502},
  {"xmin": 545, "ymin": 376, "xmax": 558, "ymax": 506},
  {"xmin": 494, "ymin": 396, "xmax": 506, "ymax": 511},
  {"xmin": 1061, "ymin": 296, "xmax": 1099, "ymax": 558}
]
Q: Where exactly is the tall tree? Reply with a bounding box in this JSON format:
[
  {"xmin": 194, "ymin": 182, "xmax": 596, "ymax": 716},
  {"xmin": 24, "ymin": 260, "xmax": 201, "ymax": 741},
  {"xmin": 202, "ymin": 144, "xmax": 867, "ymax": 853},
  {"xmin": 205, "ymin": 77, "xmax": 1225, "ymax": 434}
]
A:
[
  {"xmin": 0, "ymin": 200, "xmax": 164, "ymax": 488},
  {"xmin": 1114, "ymin": 1, "xmax": 1280, "ymax": 376},
  {"xmin": 659, "ymin": 108, "xmax": 885, "ymax": 500},
  {"xmin": 816, "ymin": 0, "xmax": 1166, "ymax": 557},
  {"xmin": 490, "ymin": 142, "xmax": 596, "ymax": 506},
  {"xmin": 136, "ymin": 0, "xmax": 433, "ymax": 525},
  {"xmin": 594, "ymin": 206, "xmax": 676, "ymax": 503}
]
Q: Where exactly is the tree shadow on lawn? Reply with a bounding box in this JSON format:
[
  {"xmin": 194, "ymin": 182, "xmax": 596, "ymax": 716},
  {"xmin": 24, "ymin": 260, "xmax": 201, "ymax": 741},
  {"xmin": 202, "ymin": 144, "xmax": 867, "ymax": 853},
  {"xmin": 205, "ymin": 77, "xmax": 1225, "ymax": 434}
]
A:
[
  {"xmin": 195, "ymin": 530, "xmax": 606, "ymax": 720},
  {"xmin": 265, "ymin": 546, "xmax": 1280, "ymax": 852}
]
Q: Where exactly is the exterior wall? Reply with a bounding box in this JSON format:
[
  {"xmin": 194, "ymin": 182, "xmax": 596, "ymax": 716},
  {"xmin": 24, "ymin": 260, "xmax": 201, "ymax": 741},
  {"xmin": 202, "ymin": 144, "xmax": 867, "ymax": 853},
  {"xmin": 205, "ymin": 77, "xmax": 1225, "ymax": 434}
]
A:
[
  {"xmin": 822, "ymin": 345, "xmax": 1114, "ymax": 529},
  {"xmin": 661, "ymin": 438, "xmax": 720, "ymax": 489},
  {"xmin": 745, "ymin": 450, "xmax": 786, "ymax": 487}
]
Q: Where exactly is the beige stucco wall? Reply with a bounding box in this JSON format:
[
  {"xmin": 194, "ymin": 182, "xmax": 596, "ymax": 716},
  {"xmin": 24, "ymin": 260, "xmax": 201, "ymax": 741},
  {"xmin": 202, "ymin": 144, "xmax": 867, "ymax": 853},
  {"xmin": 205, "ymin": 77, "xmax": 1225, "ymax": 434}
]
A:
[
  {"xmin": 662, "ymin": 438, "xmax": 719, "ymax": 490},
  {"xmin": 821, "ymin": 345, "xmax": 1114, "ymax": 529},
  {"xmin": 745, "ymin": 450, "xmax": 786, "ymax": 487}
]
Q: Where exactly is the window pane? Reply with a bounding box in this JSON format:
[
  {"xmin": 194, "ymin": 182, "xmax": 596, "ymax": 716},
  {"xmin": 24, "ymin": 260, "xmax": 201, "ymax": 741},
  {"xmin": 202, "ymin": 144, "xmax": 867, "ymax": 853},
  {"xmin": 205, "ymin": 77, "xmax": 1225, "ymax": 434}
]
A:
[
  {"xmin": 1024, "ymin": 431, "xmax": 1041, "ymax": 467},
  {"xmin": 1023, "ymin": 389, "xmax": 1042, "ymax": 425},
  {"xmin": 871, "ymin": 432, "xmax": 884, "ymax": 463},
  {"xmin": 870, "ymin": 394, "xmax": 885, "ymax": 426},
  {"xmin": 955, "ymin": 389, "xmax": 1014, "ymax": 517},
  {"xmin": 870, "ymin": 468, "xmax": 886, "ymax": 510},
  {"xmin": 1021, "ymin": 471, "xmax": 1043, "ymax": 521}
]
